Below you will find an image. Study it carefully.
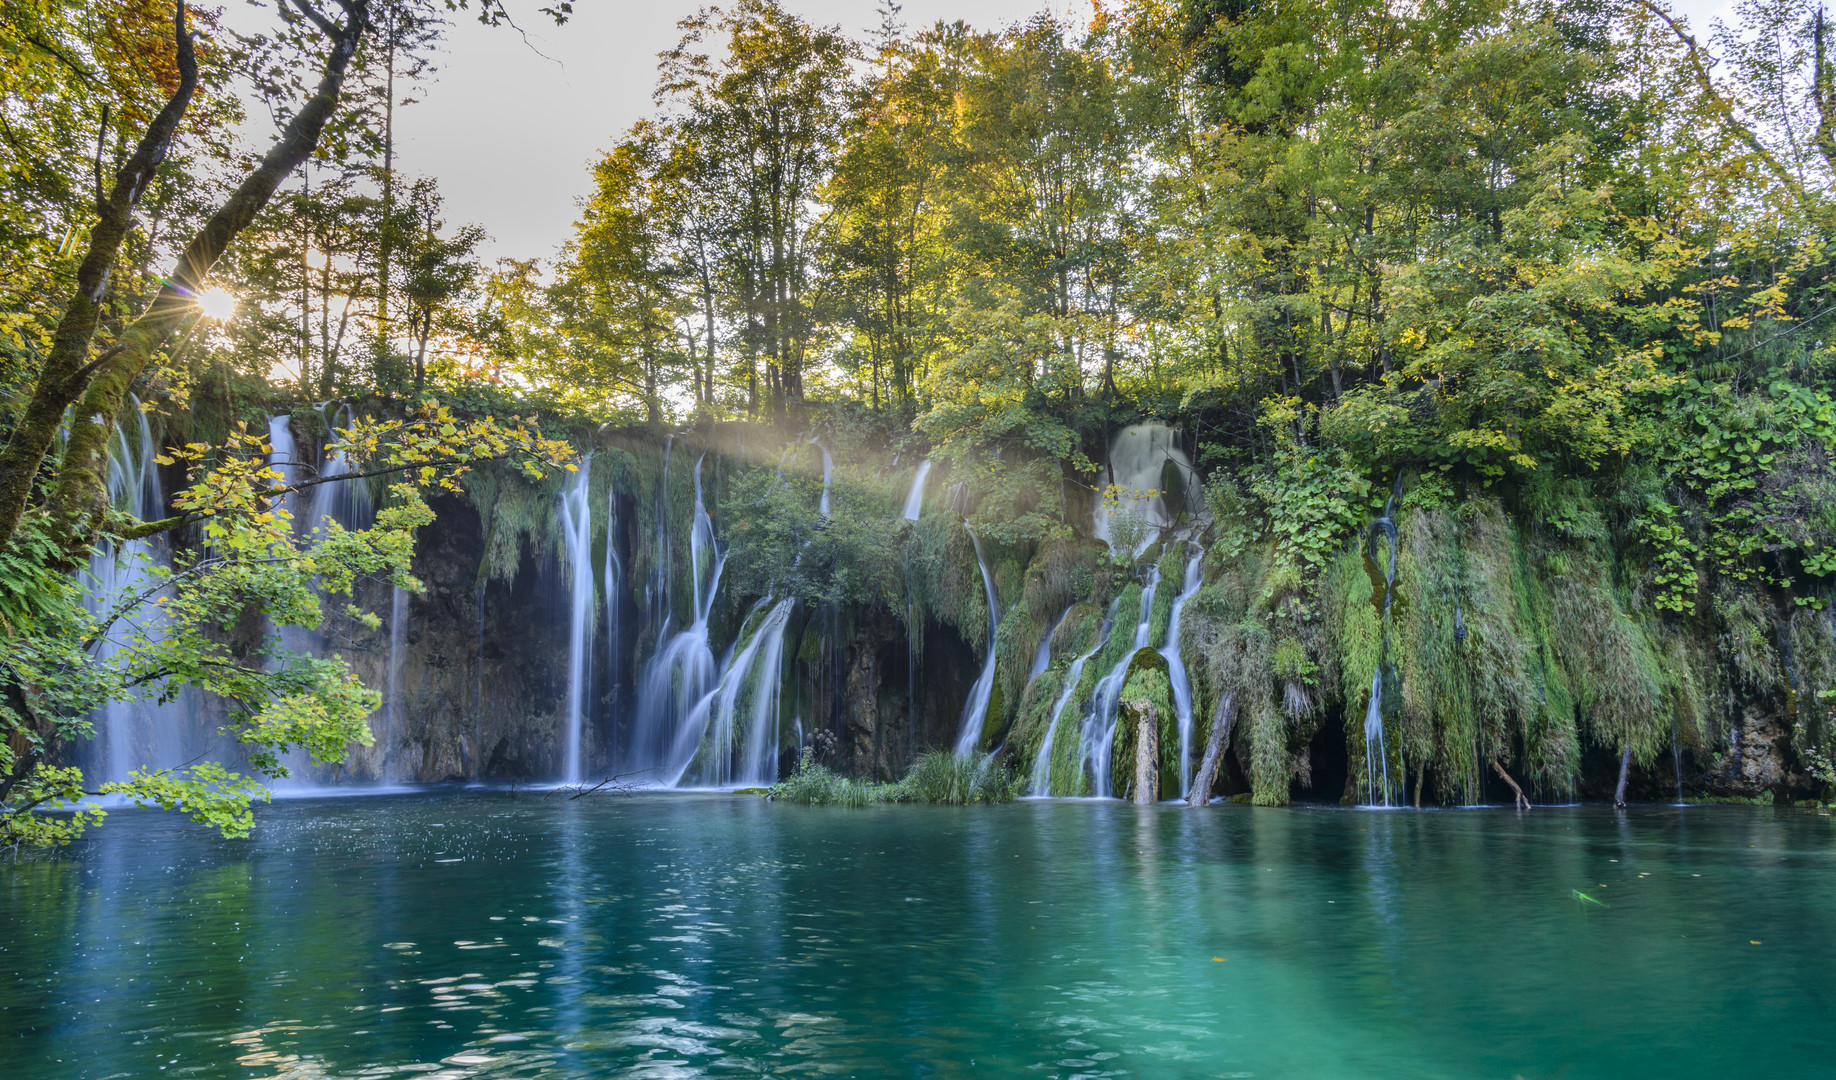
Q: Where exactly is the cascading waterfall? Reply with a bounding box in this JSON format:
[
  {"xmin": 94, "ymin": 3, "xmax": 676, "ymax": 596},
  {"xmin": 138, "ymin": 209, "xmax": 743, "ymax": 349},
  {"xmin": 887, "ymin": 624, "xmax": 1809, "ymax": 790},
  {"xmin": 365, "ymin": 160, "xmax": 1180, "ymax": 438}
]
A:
[
  {"xmin": 557, "ymin": 456, "xmax": 595, "ymax": 785},
  {"xmin": 267, "ymin": 414, "xmax": 328, "ymax": 787},
  {"xmin": 668, "ymin": 596, "xmax": 797, "ymax": 787},
  {"xmin": 604, "ymin": 484, "xmax": 623, "ymax": 711},
  {"xmin": 630, "ymin": 455, "xmax": 725, "ymax": 780},
  {"xmin": 902, "ymin": 459, "xmax": 932, "ymax": 521},
  {"xmin": 82, "ymin": 398, "xmax": 194, "ymax": 785},
  {"xmin": 1159, "ymin": 548, "xmax": 1204, "ymax": 797},
  {"xmin": 1082, "ymin": 567, "xmax": 1160, "ymax": 798},
  {"xmin": 1030, "ymin": 598, "xmax": 1120, "ymax": 796},
  {"xmin": 1365, "ymin": 477, "xmax": 1402, "ymax": 806},
  {"xmin": 953, "ymin": 526, "xmax": 1003, "ymax": 756},
  {"xmin": 304, "ymin": 404, "xmax": 372, "ymax": 536},
  {"xmin": 267, "ymin": 414, "xmax": 302, "ymax": 523},
  {"xmin": 1092, "ymin": 423, "xmax": 1200, "ymax": 553}
]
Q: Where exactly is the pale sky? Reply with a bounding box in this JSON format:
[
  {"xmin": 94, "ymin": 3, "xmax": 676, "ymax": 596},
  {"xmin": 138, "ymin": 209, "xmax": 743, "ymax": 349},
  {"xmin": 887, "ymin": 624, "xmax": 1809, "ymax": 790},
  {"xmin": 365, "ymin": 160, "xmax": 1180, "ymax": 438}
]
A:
[
  {"xmin": 391, "ymin": 1, "xmax": 1092, "ymax": 263},
  {"xmin": 236, "ymin": 0, "xmax": 1739, "ymax": 265}
]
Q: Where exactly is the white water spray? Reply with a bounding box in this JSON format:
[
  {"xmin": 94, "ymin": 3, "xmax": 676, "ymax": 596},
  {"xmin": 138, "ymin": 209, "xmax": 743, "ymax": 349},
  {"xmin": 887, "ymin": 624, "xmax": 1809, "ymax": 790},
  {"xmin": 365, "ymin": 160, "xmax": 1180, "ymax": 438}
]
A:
[
  {"xmin": 1092, "ymin": 423, "xmax": 1199, "ymax": 554},
  {"xmin": 1159, "ymin": 548, "xmax": 1204, "ymax": 797},
  {"xmin": 953, "ymin": 526, "xmax": 1003, "ymax": 756},
  {"xmin": 1083, "ymin": 568, "xmax": 1160, "ymax": 798},
  {"xmin": 557, "ymin": 456, "xmax": 595, "ymax": 785},
  {"xmin": 902, "ymin": 459, "xmax": 933, "ymax": 521},
  {"xmin": 1030, "ymin": 598, "xmax": 1120, "ymax": 796}
]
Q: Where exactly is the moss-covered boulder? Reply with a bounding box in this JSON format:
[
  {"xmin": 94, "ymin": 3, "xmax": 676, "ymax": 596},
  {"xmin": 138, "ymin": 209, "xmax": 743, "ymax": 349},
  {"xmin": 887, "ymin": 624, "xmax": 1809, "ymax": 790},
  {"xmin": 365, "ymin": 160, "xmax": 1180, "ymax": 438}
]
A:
[{"xmin": 1108, "ymin": 649, "xmax": 1174, "ymax": 800}]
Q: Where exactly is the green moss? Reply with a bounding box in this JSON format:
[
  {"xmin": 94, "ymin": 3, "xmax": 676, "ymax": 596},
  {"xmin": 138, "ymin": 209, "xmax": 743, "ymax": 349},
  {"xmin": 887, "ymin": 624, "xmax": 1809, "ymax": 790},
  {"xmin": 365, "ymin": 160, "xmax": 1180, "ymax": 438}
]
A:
[
  {"xmin": 1050, "ymin": 602, "xmax": 1101, "ymax": 665},
  {"xmin": 1147, "ymin": 546, "xmax": 1185, "ymax": 648},
  {"xmin": 1107, "ymin": 651, "xmax": 1177, "ymax": 800},
  {"xmin": 1009, "ymin": 667, "xmax": 1065, "ymax": 770},
  {"xmin": 1542, "ymin": 535, "xmax": 1666, "ymax": 770}
]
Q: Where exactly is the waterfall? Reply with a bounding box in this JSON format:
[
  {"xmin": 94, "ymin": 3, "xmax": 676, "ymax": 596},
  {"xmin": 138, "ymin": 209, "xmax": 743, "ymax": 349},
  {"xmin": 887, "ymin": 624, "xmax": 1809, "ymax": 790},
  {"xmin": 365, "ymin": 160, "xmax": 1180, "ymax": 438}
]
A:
[
  {"xmin": 631, "ymin": 455, "xmax": 726, "ymax": 780},
  {"xmin": 953, "ymin": 525, "xmax": 1003, "ymax": 756},
  {"xmin": 304, "ymin": 404, "xmax": 371, "ymax": 536},
  {"xmin": 604, "ymin": 484, "xmax": 623, "ymax": 712},
  {"xmin": 266, "ymin": 414, "xmax": 332, "ymax": 786},
  {"xmin": 1159, "ymin": 548, "xmax": 1204, "ymax": 797},
  {"xmin": 81, "ymin": 398, "xmax": 194, "ymax": 785},
  {"xmin": 902, "ymin": 459, "xmax": 933, "ymax": 521},
  {"xmin": 1092, "ymin": 423, "xmax": 1199, "ymax": 553},
  {"xmin": 557, "ymin": 456, "xmax": 595, "ymax": 785},
  {"xmin": 1031, "ymin": 606, "xmax": 1073, "ymax": 678},
  {"xmin": 1030, "ymin": 598, "xmax": 1120, "ymax": 796},
  {"xmin": 1082, "ymin": 567, "xmax": 1160, "ymax": 799},
  {"xmin": 1364, "ymin": 670, "xmax": 1389, "ymax": 806},
  {"xmin": 1364, "ymin": 477, "xmax": 1402, "ymax": 805},
  {"xmin": 668, "ymin": 597, "xmax": 797, "ymax": 787},
  {"xmin": 267, "ymin": 414, "xmax": 302, "ymax": 523}
]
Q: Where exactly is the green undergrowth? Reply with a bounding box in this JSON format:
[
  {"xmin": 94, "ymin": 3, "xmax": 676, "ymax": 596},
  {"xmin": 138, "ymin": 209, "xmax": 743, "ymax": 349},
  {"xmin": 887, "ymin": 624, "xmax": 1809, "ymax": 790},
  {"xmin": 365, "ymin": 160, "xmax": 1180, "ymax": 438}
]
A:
[{"xmin": 765, "ymin": 749, "xmax": 1019, "ymax": 806}]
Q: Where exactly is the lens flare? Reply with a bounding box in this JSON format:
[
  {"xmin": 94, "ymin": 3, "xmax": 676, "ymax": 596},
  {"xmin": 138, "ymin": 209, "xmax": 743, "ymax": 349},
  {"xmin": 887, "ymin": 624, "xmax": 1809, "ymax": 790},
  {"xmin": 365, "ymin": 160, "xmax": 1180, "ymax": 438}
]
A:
[{"xmin": 196, "ymin": 287, "xmax": 236, "ymax": 321}]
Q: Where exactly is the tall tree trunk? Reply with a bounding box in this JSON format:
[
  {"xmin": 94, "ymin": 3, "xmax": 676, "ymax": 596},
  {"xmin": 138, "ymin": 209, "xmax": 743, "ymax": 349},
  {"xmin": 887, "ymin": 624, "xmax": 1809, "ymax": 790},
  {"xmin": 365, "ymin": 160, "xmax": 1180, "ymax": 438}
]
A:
[{"xmin": 377, "ymin": 1, "xmax": 396, "ymax": 336}]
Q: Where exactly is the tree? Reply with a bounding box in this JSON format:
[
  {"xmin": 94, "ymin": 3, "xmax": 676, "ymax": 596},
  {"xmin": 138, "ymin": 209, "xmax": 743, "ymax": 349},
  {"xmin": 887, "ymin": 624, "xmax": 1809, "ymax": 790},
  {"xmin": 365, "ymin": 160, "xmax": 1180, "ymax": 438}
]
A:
[{"xmin": 659, "ymin": 0, "xmax": 853, "ymax": 416}]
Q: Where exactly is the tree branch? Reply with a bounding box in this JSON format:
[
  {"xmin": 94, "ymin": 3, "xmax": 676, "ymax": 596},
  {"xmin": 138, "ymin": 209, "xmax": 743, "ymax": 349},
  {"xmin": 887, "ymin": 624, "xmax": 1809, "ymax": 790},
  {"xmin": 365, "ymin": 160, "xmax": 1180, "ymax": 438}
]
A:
[
  {"xmin": 0, "ymin": 0, "xmax": 201, "ymax": 551},
  {"xmin": 33, "ymin": 1, "xmax": 372, "ymax": 566}
]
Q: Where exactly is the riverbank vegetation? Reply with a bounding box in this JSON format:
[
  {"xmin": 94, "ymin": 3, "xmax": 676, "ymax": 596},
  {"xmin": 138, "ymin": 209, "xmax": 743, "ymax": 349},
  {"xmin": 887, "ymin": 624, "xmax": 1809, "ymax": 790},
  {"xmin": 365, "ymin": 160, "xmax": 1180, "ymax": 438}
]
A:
[{"xmin": 7, "ymin": 0, "xmax": 1836, "ymax": 844}]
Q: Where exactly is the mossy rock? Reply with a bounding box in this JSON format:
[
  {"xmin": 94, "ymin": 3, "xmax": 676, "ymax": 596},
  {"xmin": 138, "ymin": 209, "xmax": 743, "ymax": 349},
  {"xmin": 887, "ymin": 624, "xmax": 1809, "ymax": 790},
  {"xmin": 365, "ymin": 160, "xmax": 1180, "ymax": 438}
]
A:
[
  {"xmin": 1108, "ymin": 649, "xmax": 1174, "ymax": 799},
  {"xmin": 1009, "ymin": 667, "xmax": 1066, "ymax": 775},
  {"xmin": 1050, "ymin": 602, "xmax": 1102, "ymax": 665}
]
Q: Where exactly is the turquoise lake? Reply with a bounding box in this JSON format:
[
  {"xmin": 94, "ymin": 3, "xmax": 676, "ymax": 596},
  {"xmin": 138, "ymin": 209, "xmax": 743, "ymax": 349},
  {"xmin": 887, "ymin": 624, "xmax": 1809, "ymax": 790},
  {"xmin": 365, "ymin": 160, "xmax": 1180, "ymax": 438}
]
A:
[{"xmin": 3, "ymin": 794, "xmax": 1832, "ymax": 1078}]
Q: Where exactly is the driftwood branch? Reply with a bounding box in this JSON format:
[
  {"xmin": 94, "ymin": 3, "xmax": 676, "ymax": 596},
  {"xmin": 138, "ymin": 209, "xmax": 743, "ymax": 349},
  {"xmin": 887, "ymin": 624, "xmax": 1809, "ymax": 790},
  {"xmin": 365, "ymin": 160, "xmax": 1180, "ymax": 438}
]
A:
[
  {"xmin": 1491, "ymin": 761, "xmax": 1532, "ymax": 810},
  {"xmin": 567, "ymin": 769, "xmax": 659, "ymax": 798},
  {"xmin": 1186, "ymin": 690, "xmax": 1235, "ymax": 807}
]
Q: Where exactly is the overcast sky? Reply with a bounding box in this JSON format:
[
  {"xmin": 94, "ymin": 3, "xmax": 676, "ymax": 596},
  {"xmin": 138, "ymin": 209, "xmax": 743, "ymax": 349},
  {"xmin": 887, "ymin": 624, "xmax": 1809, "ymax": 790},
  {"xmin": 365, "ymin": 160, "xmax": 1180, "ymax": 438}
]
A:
[
  {"xmin": 244, "ymin": 0, "xmax": 1739, "ymax": 265},
  {"xmin": 381, "ymin": 1, "xmax": 1092, "ymax": 263}
]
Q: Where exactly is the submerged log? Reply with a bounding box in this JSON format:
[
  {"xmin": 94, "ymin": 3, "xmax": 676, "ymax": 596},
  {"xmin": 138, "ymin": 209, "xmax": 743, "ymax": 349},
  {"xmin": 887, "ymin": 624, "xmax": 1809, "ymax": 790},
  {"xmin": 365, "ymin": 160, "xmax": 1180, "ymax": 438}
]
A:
[
  {"xmin": 1491, "ymin": 761, "xmax": 1532, "ymax": 810},
  {"xmin": 1186, "ymin": 691, "xmax": 1236, "ymax": 807},
  {"xmin": 1125, "ymin": 698, "xmax": 1159, "ymax": 804}
]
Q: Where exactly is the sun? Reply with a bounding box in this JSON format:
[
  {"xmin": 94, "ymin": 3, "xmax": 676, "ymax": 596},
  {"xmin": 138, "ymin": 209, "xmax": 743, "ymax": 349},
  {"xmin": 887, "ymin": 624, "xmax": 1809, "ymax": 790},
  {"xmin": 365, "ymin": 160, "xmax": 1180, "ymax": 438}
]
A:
[{"xmin": 196, "ymin": 287, "xmax": 236, "ymax": 321}]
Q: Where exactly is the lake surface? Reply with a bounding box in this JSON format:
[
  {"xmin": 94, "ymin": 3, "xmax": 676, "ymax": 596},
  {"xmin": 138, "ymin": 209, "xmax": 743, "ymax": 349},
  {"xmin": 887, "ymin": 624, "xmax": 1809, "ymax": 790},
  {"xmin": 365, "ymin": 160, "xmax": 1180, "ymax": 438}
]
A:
[{"xmin": 3, "ymin": 794, "xmax": 1833, "ymax": 1079}]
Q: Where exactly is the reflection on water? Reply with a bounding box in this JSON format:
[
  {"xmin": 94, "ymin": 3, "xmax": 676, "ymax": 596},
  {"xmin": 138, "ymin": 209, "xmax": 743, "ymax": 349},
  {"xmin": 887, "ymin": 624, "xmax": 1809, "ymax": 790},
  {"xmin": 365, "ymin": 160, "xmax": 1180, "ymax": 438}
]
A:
[{"xmin": 4, "ymin": 794, "xmax": 1835, "ymax": 1079}]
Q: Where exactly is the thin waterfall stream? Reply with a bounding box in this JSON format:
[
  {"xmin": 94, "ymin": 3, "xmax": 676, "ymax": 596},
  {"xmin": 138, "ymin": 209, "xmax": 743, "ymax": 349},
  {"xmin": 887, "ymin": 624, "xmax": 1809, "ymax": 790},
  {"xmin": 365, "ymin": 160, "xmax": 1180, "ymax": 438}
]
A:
[
  {"xmin": 557, "ymin": 456, "xmax": 596, "ymax": 785},
  {"xmin": 1084, "ymin": 567, "xmax": 1160, "ymax": 799},
  {"xmin": 1160, "ymin": 547, "xmax": 1204, "ymax": 798},
  {"xmin": 953, "ymin": 525, "xmax": 1003, "ymax": 756}
]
